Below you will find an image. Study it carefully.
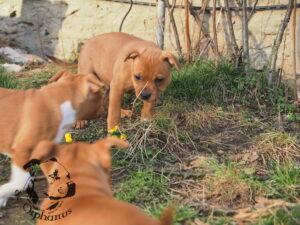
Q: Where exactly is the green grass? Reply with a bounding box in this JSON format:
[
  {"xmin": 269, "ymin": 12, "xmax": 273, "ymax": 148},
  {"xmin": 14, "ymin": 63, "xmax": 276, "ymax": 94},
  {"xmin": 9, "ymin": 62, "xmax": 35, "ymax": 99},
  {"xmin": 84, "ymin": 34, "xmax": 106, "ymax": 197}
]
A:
[
  {"xmin": 145, "ymin": 204, "xmax": 198, "ymax": 225},
  {"xmin": 115, "ymin": 169, "xmax": 169, "ymax": 206},
  {"xmin": 0, "ymin": 66, "xmax": 19, "ymax": 89},
  {"xmin": 17, "ymin": 72, "xmax": 53, "ymax": 89},
  {"xmin": 1, "ymin": 60, "xmax": 300, "ymax": 225},
  {"xmin": 265, "ymin": 163, "xmax": 300, "ymax": 201},
  {"xmin": 258, "ymin": 205, "xmax": 300, "ymax": 225},
  {"xmin": 163, "ymin": 60, "xmax": 297, "ymax": 115},
  {"xmin": 115, "ymin": 168, "xmax": 198, "ymax": 224},
  {"xmin": 0, "ymin": 65, "xmax": 55, "ymax": 90}
]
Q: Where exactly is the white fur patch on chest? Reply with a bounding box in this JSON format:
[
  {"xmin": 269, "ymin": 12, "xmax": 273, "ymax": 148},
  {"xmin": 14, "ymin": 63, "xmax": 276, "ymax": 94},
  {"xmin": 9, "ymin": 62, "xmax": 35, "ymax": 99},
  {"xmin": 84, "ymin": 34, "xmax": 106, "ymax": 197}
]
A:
[
  {"xmin": 53, "ymin": 101, "xmax": 76, "ymax": 143},
  {"xmin": 1, "ymin": 152, "xmax": 11, "ymax": 158}
]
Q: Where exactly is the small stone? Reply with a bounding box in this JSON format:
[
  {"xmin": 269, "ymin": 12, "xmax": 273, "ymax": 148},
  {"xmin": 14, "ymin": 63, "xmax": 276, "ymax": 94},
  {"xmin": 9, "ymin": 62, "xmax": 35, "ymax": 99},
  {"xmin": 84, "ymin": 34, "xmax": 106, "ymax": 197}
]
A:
[
  {"xmin": 2, "ymin": 63, "xmax": 23, "ymax": 72},
  {"xmin": 217, "ymin": 150, "xmax": 225, "ymax": 154}
]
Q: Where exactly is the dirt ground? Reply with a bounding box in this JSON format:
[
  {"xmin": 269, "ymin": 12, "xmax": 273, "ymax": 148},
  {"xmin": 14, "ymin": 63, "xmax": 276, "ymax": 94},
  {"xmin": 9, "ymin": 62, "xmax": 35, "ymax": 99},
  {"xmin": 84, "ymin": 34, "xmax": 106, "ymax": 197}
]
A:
[{"xmin": 0, "ymin": 66, "xmax": 300, "ymax": 225}]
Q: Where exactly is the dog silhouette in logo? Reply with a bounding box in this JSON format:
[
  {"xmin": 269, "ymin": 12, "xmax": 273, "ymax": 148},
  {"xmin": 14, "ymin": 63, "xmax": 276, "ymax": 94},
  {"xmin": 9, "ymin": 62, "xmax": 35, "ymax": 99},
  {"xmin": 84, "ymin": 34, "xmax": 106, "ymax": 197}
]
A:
[{"xmin": 23, "ymin": 157, "xmax": 76, "ymax": 211}]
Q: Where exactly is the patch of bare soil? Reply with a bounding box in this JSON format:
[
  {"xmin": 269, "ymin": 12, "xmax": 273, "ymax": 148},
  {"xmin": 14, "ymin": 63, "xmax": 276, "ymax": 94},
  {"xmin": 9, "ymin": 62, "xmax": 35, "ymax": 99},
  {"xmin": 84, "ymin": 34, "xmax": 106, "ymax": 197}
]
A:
[
  {"xmin": 1, "ymin": 99, "xmax": 299, "ymax": 224},
  {"xmin": 0, "ymin": 155, "xmax": 47, "ymax": 225},
  {"xmin": 8, "ymin": 64, "xmax": 53, "ymax": 78}
]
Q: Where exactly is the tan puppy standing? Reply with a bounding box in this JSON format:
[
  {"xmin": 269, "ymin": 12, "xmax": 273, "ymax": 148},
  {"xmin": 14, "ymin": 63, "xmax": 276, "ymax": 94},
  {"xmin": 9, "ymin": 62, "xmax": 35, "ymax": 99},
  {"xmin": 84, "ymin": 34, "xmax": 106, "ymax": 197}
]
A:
[
  {"xmin": 25, "ymin": 137, "xmax": 172, "ymax": 225},
  {"xmin": 0, "ymin": 70, "xmax": 104, "ymax": 207},
  {"xmin": 48, "ymin": 32, "xmax": 180, "ymax": 130}
]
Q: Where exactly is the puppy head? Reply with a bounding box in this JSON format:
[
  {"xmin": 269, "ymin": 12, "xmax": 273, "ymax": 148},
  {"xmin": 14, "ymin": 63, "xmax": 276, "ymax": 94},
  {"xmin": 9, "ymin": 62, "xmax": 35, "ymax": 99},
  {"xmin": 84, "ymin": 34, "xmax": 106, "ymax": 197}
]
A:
[
  {"xmin": 28, "ymin": 138, "xmax": 129, "ymax": 179},
  {"xmin": 75, "ymin": 73, "xmax": 106, "ymax": 120},
  {"xmin": 26, "ymin": 141, "xmax": 75, "ymax": 207},
  {"xmin": 124, "ymin": 49, "xmax": 180, "ymax": 102},
  {"xmin": 49, "ymin": 70, "xmax": 105, "ymax": 120}
]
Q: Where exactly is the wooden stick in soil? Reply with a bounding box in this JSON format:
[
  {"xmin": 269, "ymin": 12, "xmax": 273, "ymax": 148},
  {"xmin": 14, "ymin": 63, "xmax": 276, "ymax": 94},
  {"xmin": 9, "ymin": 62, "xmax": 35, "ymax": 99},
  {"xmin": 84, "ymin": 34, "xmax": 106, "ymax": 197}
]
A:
[
  {"xmin": 190, "ymin": 0, "xmax": 208, "ymax": 55},
  {"xmin": 292, "ymin": 0, "xmax": 298, "ymax": 101},
  {"xmin": 184, "ymin": 0, "xmax": 191, "ymax": 62},
  {"xmin": 164, "ymin": 0, "xmax": 182, "ymax": 56},
  {"xmin": 212, "ymin": 0, "xmax": 219, "ymax": 60},
  {"xmin": 224, "ymin": 0, "xmax": 239, "ymax": 56},
  {"xmin": 268, "ymin": 0, "xmax": 294, "ymax": 86},
  {"xmin": 242, "ymin": 0, "xmax": 250, "ymax": 76},
  {"xmin": 156, "ymin": 0, "xmax": 166, "ymax": 50}
]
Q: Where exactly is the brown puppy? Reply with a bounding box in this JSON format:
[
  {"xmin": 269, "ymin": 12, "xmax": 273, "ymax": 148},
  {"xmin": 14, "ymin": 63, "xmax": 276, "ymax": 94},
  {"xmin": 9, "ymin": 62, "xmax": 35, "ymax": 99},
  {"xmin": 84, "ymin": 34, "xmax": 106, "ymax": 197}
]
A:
[
  {"xmin": 48, "ymin": 32, "xmax": 180, "ymax": 130},
  {"xmin": 0, "ymin": 70, "xmax": 104, "ymax": 207},
  {"xmin": 26, "ymin": 137, "xmax": 173, "ymax": 225}
]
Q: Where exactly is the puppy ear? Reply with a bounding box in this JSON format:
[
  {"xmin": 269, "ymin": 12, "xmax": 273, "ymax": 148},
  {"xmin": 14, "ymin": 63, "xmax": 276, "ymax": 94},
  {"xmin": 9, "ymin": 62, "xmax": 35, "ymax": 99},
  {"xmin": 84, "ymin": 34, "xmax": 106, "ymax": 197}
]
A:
[
  {"xmin": 48, "ymin": 70, "xmax": 70, "ymax": 83},
  {"xmin": 24, "ymin": 140, "xmax": 58, "ymax": 171},
  {"xmin": 160, "ymin": 52, "xmax": 180, "ymax": 70},
  {"xmin": 159, "ymin": 206, "xmax": 174, "ymax": 225},
  {"xmin": 95, "ymin": 137, "xmax": 130, "ymax": 169},
  {"xmin": 85, "ymin": 74, "xmax": 105, "ymax": 94},
  {"xmin": 124, "ymin": 51, "xmax": 139, "ymax": 62}
]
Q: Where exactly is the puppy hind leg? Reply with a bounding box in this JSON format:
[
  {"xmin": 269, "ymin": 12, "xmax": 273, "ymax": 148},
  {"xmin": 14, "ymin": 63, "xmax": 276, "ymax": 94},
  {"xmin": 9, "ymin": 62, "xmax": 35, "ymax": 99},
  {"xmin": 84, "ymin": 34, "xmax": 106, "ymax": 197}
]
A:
[{"xmin": 0, "ymin": 163, "xmax": 31, "ymax": 207}]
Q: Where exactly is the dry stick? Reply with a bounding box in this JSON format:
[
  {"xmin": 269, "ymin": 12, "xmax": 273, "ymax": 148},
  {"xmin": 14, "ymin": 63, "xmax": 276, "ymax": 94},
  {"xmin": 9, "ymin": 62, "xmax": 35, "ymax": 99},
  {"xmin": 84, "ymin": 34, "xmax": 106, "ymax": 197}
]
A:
[
  {"xmin": 277, "ymin": 31, "xmax": 288, "ymax": 88},
  {"xmin": 156, "ymin": 0, "xmax": 166, "ymax": 49},
  {"xmin": 224, "ymin": 0, "xmax": 239, "ymax": 57},
  {"xmin": 292, "ymin": 0, "xmax": 298, "ymax": 100},
  {"xmin": 164, "ymin": 0, "xmax": 182, "ymax": 56},
  {"xmin": 130, "ymin": 81, "xmax": 148, "ymax": 115},
  {"xmin": 184, "ymin": 0, "xmax": 191, "ymax": 61},
  {"xmin": 197, "ymin": 0, "xmax": 209, "ymax": 54},
  {"xmin": 119, "ymin": 0, "xmax": 133, "ymax": 32},
  {"xmin": 268, "ymin": 0, "xmax": 294, "ymax": 86},
  {"xmin": 242, "ymin": 0, "xmax": 250, "ymax": 76},
  {"xmin": 189, "ymin": 0, "xmax": 208, "ymax": 55},
  {"xmin": 247, "ymin": 0, "xmax": 258, "ymax": 23},
  {"xmin": 212, "ymin": 0, "xmax": 219, "ymax": 60}
]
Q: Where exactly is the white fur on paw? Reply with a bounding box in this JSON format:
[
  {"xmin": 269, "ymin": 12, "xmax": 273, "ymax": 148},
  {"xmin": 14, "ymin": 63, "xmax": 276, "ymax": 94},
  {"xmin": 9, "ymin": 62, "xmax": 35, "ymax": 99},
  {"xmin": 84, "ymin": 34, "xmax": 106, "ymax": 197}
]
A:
[
  {"xmin": 141, "ymin": 118, "xmax": 149, "ymax": 121},
  {"xmin": 0, "ymin": 164, "xmax": 31, "ymax": 207},
  {"xmin": 0, "ymin": 196, "xmax": 8, "ymax": 207}
]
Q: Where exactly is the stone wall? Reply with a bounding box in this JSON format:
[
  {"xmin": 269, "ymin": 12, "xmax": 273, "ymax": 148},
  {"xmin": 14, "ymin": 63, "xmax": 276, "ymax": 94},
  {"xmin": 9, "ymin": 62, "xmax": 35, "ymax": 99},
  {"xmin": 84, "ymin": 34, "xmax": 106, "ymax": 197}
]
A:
[{"xmin": 0, "ymin": 0, "xmax": 299, "ymax": 77}]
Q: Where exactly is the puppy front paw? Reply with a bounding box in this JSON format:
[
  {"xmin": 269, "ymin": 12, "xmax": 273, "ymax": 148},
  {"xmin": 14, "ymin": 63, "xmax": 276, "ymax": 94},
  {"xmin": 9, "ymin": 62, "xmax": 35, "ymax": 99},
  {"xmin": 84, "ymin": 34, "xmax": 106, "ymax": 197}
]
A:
[
  {"xmin": 141, "ymin": 113, "xmax": 153, "ymax": 121},
  {"xmin": 73, "ymin": 120, "xmax": 88, "ymax": 129},
  {"xmin": 121, "ymin": 109, "xmax": 133, "ymax": 118}
]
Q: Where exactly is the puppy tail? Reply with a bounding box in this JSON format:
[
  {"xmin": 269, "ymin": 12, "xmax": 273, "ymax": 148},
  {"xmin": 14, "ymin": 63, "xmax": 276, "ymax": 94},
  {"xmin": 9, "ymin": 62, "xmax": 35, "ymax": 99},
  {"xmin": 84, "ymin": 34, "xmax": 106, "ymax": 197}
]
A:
[
  {"xmin": 159, "ymin": 206, "xmax": 174, "ymax": 225},
  {"xmin": 46, "ymin": 55, "xmax": 77, "ymax": 69}
]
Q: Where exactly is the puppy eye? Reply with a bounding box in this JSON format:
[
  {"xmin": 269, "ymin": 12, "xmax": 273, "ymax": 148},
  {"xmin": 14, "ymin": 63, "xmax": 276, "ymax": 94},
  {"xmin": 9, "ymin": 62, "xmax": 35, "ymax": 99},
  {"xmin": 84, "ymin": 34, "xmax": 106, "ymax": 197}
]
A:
[
  {"xmin": 155, "ymin": 78, "xmax": 164, "ymax": 83},
  {"xmin": 134, "ymin": 75, "xmax": 141, "ymax": 81}
]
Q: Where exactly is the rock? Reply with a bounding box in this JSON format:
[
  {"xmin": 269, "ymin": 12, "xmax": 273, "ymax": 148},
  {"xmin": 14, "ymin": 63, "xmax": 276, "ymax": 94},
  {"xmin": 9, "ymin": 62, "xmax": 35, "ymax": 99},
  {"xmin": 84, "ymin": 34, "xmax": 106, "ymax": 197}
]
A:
[
  {"xmin": 190, "ymin": 156, "xmax": 212, "ymax": 168},
  {"xmin": 2, "ymin": 63, "xmax": 23, "ymax": 72},
  {"xmin": 0, "ymin": 47, "xmax": 45, "ymax": 65},
  {"xmin": 217, "ymin": 150, "xmax": 225, "ymax": 155}
]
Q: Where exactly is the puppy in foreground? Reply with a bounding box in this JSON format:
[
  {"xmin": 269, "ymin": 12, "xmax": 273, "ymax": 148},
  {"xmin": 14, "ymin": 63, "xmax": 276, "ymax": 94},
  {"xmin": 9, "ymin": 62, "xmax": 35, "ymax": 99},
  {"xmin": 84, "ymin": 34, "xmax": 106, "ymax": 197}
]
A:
[
  {"xmin": 48, "ymin": 32, "xmax": 180, "ymax": 130},
  {"xmin": 26, "ymin": 137, "xmax": 173, "ymax": 225},
  {"xmin": 0, "ymin": 70, "xmax": 104, "ymax": 207}
]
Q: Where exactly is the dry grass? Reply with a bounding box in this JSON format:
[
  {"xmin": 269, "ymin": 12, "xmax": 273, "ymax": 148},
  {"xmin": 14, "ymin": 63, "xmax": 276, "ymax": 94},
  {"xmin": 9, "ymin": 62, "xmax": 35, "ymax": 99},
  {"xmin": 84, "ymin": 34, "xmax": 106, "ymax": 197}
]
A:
[
  {"xmin": 233, "ymin": 197, "xmax": 300, "ymax": 224},
  {"xmin": 231, "ymin": 132, "xmax": 300, "ymax": 174},
  {"xmin": 119, "ymin": 120, "xmax": 194, "ymax": 164},
  {"xmin": 255, "ymin": 132, "xmax": 300, "ymax": 164},
  {"xmin": 202, "ymin": 162, "xmax": 259, "ymax": 209},
  {"xmin": 183, "ymin": 107, "xmax": 225, "ymax": 132}
]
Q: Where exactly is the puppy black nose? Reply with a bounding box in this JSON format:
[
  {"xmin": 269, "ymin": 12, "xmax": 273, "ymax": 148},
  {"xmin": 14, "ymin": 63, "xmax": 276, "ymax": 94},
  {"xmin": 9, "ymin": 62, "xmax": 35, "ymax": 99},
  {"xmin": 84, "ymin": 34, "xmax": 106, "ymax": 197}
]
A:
[{"xmin": 141, "ymin": 92, "xmax": 151, "ymax": 100}]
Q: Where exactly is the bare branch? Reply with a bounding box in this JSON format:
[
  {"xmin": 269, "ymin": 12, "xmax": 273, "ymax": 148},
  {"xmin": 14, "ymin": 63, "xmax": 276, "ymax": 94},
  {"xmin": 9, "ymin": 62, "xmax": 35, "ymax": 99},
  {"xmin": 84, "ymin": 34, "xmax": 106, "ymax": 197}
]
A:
[
  {"xmin": 292, "ymin": 0, "xmax": 298, "ymax": 100},
  {"xmin": 224, "ymin": 0, "xmax": 239, "ymax": 56},
  {"xmin": 184, "ymin": 0, "xmax": 191, "ymax": 61},
  {"xmin": 268, "ymin": 0, "xmax": 294, "ymax": 86},
  {"xmin": 242, "ymin": 0, "xmax": 250, "ymax": 75},
  {"xmin": 164, "ymin": 0, "xmax": 182, "ymax": 56},
  {"xmin": 212, "ymin": 0, "xmax": 219, "ymax": 60}
]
